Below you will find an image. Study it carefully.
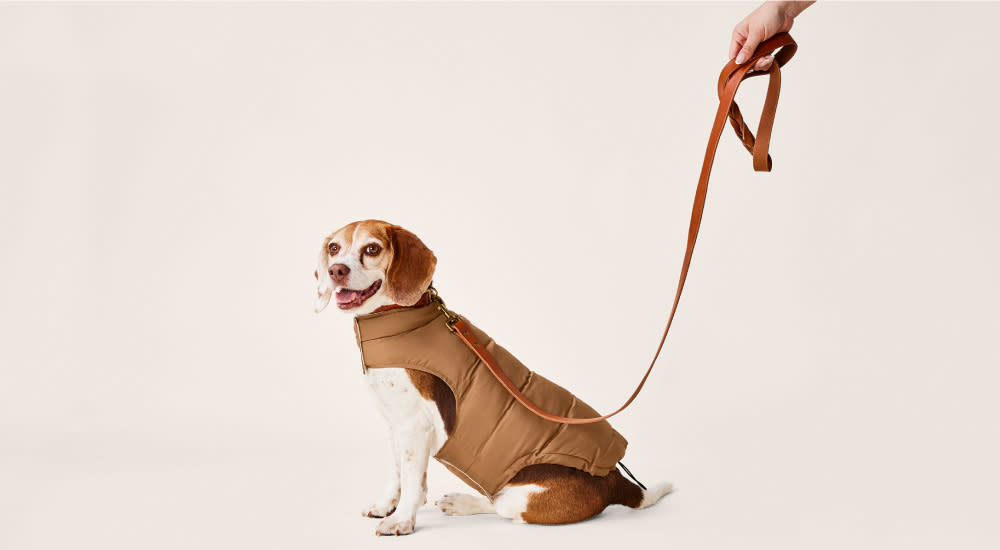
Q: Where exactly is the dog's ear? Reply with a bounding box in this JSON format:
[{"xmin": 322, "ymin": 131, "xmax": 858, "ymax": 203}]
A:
[
  {"xmin": 315, "ymin": 239, "xmax": 335, "ymax": 313},
  {"xmin": 385, "ymin": 225, "xmax": 437, "ymax": 306}
]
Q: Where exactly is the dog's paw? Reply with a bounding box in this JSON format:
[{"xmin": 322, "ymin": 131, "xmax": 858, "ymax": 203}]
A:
[
  {"xmin": 361, "ymin": 501, "xmax": 397, "ymax": 519},
  {"xmin": 436, "ymin": 493, "xmax": 493, "ymax": 516},
  {"xmin": 375, "ymin": 515, "xmax": 415, "ymax": 536}
]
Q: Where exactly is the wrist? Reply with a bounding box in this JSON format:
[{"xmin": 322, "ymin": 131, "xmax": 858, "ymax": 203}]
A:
[{"xmin": 779, "ymin": 1, "xmax": 814, "ymax": 19}]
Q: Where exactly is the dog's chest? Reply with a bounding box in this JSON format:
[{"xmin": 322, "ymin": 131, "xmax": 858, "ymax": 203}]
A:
[{"xmin": 366, "ymin": 368, "xmax": 448, "ymax": 454}]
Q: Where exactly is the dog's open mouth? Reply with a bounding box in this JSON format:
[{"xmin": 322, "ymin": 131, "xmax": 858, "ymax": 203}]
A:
[{"xmin": 335, "ymin": 279, "xmax": 382, "ymax": 309}]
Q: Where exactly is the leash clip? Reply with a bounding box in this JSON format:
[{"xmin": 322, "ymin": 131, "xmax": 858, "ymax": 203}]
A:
[{"xmin": 426, "ymin": 285, "xmax": 460, "ymax": 333}]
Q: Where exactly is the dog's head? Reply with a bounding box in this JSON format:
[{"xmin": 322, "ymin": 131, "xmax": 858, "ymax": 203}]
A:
[{"xmin": 314, "ymin": 220, "xmax": 437, "ymax": 315}]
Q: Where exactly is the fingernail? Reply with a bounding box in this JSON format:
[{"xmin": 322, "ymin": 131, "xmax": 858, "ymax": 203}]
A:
[{"xmin": 735, "ymin": 52, "xmax": 748, "ymax": 64}]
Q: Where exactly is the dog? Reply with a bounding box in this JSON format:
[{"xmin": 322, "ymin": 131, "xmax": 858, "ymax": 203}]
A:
[{"xmin": 315, "ymin": 219, "xmax": 672, "ymax": 536}]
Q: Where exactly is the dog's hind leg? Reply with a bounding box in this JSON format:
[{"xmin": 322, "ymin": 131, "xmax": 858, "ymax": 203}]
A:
[
  {"xmin": 493, "ymin": 483, "xmax": 548, "ymax": 523},
  {"xmin": 494, "ymin": 464, "xmax": 672, "ymax": 525},
  {"xmin": 435, "ymin": 493, "xmax": 495, "ymax": 516}
]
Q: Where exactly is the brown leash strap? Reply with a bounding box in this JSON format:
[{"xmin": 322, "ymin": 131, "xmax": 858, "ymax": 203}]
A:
[{"xmin": 447, "ymin": 33, "xmax": 798, "ymax": 425}]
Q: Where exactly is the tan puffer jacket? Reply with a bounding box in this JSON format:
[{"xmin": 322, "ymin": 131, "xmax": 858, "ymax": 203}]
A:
[{"xmin": 353, "ymin": 303, "xmax": 627, "ymax": 499}]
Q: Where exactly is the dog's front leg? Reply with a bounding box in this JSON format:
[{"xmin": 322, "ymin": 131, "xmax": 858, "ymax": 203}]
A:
[
  {"xmin": 361, "ymin": 429, "xmax": 401, "ymax": 518},
  {"xmin": 374, "ymin": 422, "xmax": 431, "ymax": 536}
]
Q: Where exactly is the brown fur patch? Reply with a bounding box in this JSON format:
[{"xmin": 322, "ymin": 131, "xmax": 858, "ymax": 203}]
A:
[
  {"xmin": 326, "ymin": 221, "xmax": 361, "ymax": 252},
  {"xmin": 405, "ymin": 369, "xmax": 456, "ymax": 435},
  {"xmin": 506, "ymin": 464, "xmax": 643, "ymax": 524}
]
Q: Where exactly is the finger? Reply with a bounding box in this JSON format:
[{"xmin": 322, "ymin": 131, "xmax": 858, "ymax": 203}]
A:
[
  {"xmin": 753, "ymin": 55, "xmax": 774, "ymax": 71},
  {"xmin": 735, "ymin": 27, "xmax": 765, "ymax": 65},
  {"xmin": 730, "ymin": 25, "xmax": 748, "ymax": 60}
]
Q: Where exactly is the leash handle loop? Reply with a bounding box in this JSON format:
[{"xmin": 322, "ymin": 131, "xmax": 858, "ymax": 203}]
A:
[{"xmin": 449, "ymin": 33, "xmax": 798, "ymax": 425}]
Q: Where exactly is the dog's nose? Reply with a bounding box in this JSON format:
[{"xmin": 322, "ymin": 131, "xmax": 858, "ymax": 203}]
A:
[{"xmin": 329, "ymin": 263, "xmax": 350, "ymax": 283}]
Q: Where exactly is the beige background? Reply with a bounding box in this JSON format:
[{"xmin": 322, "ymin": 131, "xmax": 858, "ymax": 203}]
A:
[{"xmin": 2, "ymin": 1, "xmax": 999, "ymax": 548}]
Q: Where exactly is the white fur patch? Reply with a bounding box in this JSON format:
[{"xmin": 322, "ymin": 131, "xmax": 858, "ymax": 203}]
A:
[
  {"xmin": 365, "ymin": 368, "xmax": 448, "ymax": 457},
  {"xmin": 493, "ymin": 484, "xmax": 547, "ymax": 523}
]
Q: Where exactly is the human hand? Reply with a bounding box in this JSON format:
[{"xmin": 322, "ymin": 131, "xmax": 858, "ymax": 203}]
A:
[{"xmin": 730, "ymin": 1, "xmax": 813, "ymax": 70}]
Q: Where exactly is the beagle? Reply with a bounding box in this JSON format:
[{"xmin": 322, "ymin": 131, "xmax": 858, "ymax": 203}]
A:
[{"xmin": 314, "ymin": 219, "xmax": 672, "ymax": 536}]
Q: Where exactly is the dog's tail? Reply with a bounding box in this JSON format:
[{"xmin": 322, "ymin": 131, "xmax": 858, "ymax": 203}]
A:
[
  {"xmin": 635, "ymin": 481, "xmax": 674, "ymax": 509},
  {"xmin": 612, "ymin": 462, "xmax": 673, "ymax": 509}
]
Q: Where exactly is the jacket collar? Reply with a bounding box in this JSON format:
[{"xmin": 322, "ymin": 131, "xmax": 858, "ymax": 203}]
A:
[{"xmin": 353, "ymin": 299, "xmax": 442, "ymax": 346}]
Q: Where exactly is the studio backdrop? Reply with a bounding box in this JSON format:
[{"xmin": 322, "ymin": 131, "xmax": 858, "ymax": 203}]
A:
[{"xmin": 1, "ymin": 2, "xmax": 998, "ymax": 549}]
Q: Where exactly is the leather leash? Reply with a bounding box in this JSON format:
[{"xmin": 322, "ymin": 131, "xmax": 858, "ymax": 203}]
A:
[{"xmin": 434, "ymin": 33, "xmax": 798, "ymax": 425}]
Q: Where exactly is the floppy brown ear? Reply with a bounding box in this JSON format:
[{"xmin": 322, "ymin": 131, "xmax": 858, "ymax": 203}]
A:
[{"xmin": 385, "ymin": 225, "xmax": 437, "ymax": 306}]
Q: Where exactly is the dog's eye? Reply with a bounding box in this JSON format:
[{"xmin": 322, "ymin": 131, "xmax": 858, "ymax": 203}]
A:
[
  {"xmin": 328, "ymin": 242, "xmax": 340, "ymax": 255},
  {"xmin": 365, "ymin": 243, "xmax": 382, "ymax": 256}
]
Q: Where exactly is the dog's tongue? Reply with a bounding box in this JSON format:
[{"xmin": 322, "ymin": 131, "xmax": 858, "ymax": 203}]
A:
[
  {"xmin": 336, "ymin": 289, "xmax": 361, "ymax": 305},
  {"xmin": 334, "ymin": 280, "xmax": 382, "ymax": 308}
]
